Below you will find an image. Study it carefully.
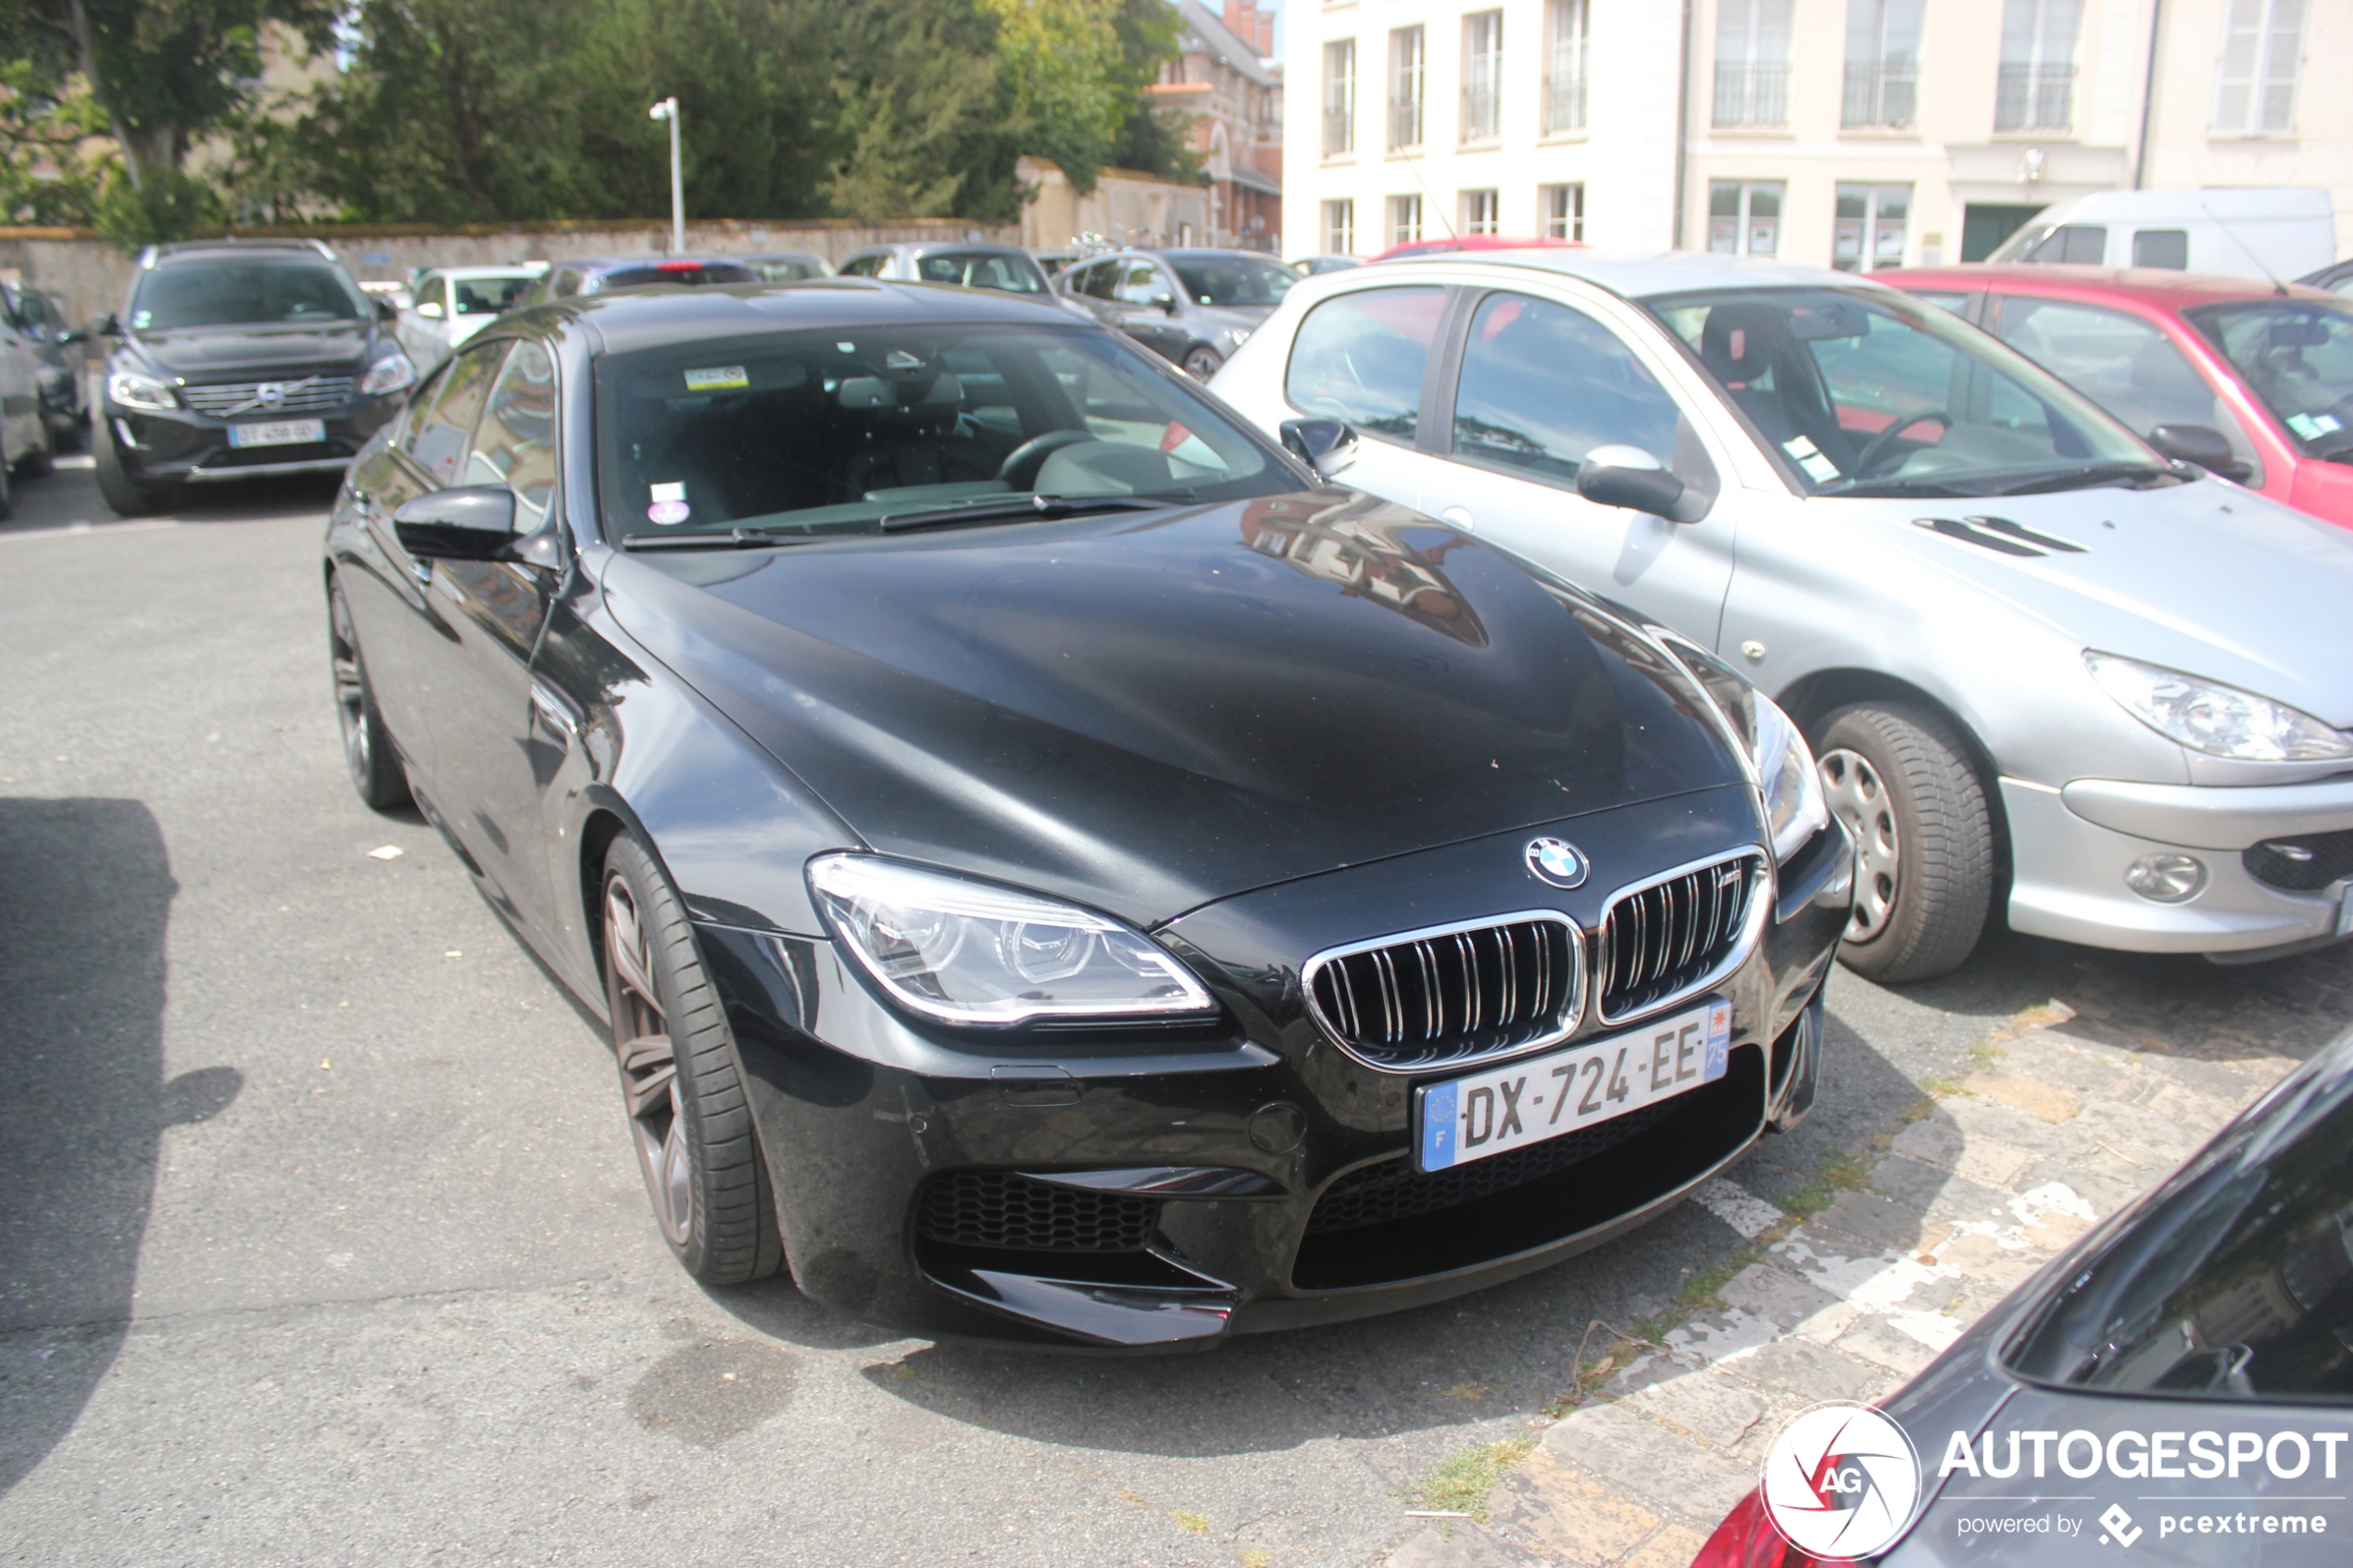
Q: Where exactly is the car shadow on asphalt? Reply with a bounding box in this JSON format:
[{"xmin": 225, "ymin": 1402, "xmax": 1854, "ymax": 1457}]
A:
[{"xmin": 0, "ymin": 797, "xmax": 242, "ymax": 1497}]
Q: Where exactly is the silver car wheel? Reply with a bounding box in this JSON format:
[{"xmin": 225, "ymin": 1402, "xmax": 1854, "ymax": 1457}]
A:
[
  {"xmin": 1821, "ymin": 747, "xmax": 1899, "ymax": 941},
  {"xmin": 605, "ymin": 876, "xmax": 693, "ymax": 1248}
]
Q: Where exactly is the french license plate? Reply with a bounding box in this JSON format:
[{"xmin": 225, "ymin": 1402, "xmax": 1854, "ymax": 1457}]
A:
[
  {"xmin": 227, "ymin": 418, "xmax": 325, "ymax": 448},
  {"xmin": 1416, "ymin": 997, "xmax": 1731, "ymax": 1172}
]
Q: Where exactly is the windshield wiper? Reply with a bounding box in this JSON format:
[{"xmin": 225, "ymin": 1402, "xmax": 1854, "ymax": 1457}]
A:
[
  {"xmin": 876, "ymin": 491, "xmax": 1193, "ymax": 533},
  {"xmin": 616, "ymin": 527, "xmax": 831, "ymax": 551},
  {"xmin": 1808, "ymin": 475, "xmax": 1978, "ymax": 498},
  {"xmin": 1988, "ymin": 460, "xmax": 2178, "ymax": 495}
]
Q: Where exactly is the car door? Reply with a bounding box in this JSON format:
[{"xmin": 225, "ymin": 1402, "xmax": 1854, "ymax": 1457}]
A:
[
  {"xmin": 399, "ymin": 275, "xmax": 445, "ymax": 367},
  {"xmin": 1274, "ymin": 282, "xmax": 1452, "ymax": 510},
  {"xmin": 1413, "ymin": 289, "xmax": 1739, "ymax": 642},
  {"xmin": 0, "ymin": 291, "xmax": 36, "ymax": 462},
  {"xmin": 1068, "ymin": 259, "xmax": 1123, "ymax": 327},
  {"xmin": 405, "ymin": 337, "xmax": 568, "ymax": 938},
  {"xmin": 1112, "ymin": 261, "xmax": 1189, "ymax": 363}
]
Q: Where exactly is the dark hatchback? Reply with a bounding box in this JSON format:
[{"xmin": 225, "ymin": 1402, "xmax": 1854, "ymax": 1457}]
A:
[
  {"xmin": 323, "ymin": 280, "xmax": 1852, "ymax": 1348},
  {"xmin": 94, "ymin": 240, "xmax": 419, "ymax": 515},
  {"xmin": 514, "ymin": 255, "xmax": 759, "ymax": 308}
]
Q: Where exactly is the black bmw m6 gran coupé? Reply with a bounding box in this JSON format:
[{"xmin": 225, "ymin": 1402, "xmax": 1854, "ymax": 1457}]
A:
[{"xmin": 323, "ymin": 277, "xmax": 1853, "ymax": 1348}]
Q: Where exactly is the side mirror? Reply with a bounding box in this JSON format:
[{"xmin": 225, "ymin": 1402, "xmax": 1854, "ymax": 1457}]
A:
[
  {"xmin": 2147, "ymin": 423, "xmax": 2248, "ymax": 480},
  {"xmin": 95, "ymin": 312, "xmax": 120, "ymax": 337},
  {"xmin": 415, "ymin": 301, "xmax": 445, "ymax": 320},
  {"xmin": 1149, "ymin": 291, "xmax": 1177, "ymax": 313},
  {"xmin": 392, "ymin": 486, "xmax": 518, "ymax": 560},
  {"xmin": 1280, "ymin": 417, "xmax": 1358, "ymax": 479},
  {"xmin": 1576, "ymin": 444, "xmax": 1688, "ymax": 518},
  {"xmin": 374, "ymin": 296, "xmax": 399, "ymax": 322},
  {"xmin": 57, "ymin": 328, "xmax": 87, "ymax": 345}
]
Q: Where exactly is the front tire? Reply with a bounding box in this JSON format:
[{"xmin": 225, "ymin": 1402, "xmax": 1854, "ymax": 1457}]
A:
[
  {"xmin": 1182, "ymin": 345, "xmax": 1223, "ymax": 381},
  {"xmin": 602, "ymin": 835, "xmax": 784, "ymax": 1285},
  {"xmin": 93, "ymin": 413, "xmax": 176, "ymax": 518},
  {"xmin": 328, "ymin": 578, "xmax": 412, "ymax": 810},
  {"xmin": 1816, "ymin": 703, "xmax": 1994, "ymax": 984}
]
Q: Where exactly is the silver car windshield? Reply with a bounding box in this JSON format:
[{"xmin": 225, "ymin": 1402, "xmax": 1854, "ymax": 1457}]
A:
[{"xmin": 1648, "ymin": 286, "xmax": 2160, "ymax": 497}]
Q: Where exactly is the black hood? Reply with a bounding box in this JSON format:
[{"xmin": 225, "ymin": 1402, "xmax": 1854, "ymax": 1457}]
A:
[
  {"xmin": 124, "ymin": 320, "xmax": 375, "ymax": 379},
  {"xmin": 604, "ymin": 493, "xmax": 1744, "ymax": 926}
]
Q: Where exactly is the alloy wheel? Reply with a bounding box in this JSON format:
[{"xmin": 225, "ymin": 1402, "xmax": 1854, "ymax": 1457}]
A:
[
  {"xmin": 1820, "ymin": 747, "xmax": 1899, "ymax": 941},
  {"xmin": 329, "ymin": 590, "xmax": 371, "ymax": 790},
  {"xmin": 605, "ymin": 876, "xmax": 693, "ymax": 1247}
]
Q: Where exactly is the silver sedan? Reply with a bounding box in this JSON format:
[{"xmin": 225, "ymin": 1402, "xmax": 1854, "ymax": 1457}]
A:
[{"xmin": 1213, "ymin": 251, "xmax": 2353, "ymax": 980}]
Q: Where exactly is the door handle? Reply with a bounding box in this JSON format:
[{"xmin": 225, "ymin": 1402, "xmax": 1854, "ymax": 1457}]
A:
[{"xmin": 530, "ymin": 682, "xmax": 580, "ymax": 746}]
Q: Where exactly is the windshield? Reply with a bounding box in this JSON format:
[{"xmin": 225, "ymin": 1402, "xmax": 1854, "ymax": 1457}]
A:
[
  {"xmin": 131, "ymin": 260, "xmax": 367, "ymax": 331},
  {"xmin": 1648, "ymin": 286, "xmax": 2158, "ymax": 495},
  {"xmin": 591, "ymin": 261, "xmax": 757, "ymax": 292},
  {"xmin": 913, "ymin": 250, "xmax": 1045, "ymax": 295},
  {"xmin": 2005, "ymin": 1059, "xmax": 2353, "ymax": 1405},
  {"xmin": 2186, "ymin": 299, "xmax": 2353, "ymax": 460},
  {"xmin": 747, "ymin": 256, "xmax": 828, "ymax": 282},
  {"xmin": 1170, "ymin": 257, "xmax": 1298, "ymax": 309},
  {"xmin": 596, "ymin": 324, "xmax": 1282, "ymax": 544}
]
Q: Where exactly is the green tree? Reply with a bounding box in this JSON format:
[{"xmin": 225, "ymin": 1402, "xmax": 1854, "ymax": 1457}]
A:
[
  {"xmin": 827, "ymin": 0, "xmax": 1017, "ymax": 223},
  {"xmin": 1107, "ymin": 0, "xmax": 1198, "ymax": 183}
]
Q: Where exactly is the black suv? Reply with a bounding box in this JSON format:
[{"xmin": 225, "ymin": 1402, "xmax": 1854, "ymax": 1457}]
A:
[{"xmin": 94, "ymin": 240, "xmax": 420, "ymax": 516}]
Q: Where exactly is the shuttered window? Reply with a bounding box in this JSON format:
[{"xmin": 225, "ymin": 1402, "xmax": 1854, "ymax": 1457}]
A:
[{"xmin": 2214, "ymin": 0, "xmax": 2306, "ymax": 136}]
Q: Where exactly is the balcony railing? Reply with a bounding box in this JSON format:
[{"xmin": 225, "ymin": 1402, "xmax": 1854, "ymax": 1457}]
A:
[
  {"xmin": 1842, "ymin": 63, "xmax": 1917, "ymax": 129},
  {"xmin": 1323, "ymin": 106, "xmax": 1354, "ymax": 157},
  {"xmin": 1712, "ymin": 62, "xmax": 1788, "ymax": 127},
  {"xmin": 1460, "ymin": 82, "xmax": 1499, "ymax": 142},
  {"xmin": 1994, "ymin": 63, "xmax": 2074, "ymax": 132},
  {"xmin": 1543, "ymin": 71, "xmax": 1587, "ymax": 133},
  {"xmin": 1388, "ymin": 96, "xmax": 1423, "ymax": 150}
]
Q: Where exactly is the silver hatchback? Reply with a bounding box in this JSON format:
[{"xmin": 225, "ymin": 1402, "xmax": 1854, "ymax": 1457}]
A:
[{"xmin": 1214, "ymin": 251, "xmax": 2353, "ymax": 980}]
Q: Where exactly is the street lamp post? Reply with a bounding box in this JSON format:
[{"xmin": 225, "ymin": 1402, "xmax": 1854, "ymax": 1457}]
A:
[{"xmin": 648, "ymin": 97, "xmax": 683, "ymax": 254}]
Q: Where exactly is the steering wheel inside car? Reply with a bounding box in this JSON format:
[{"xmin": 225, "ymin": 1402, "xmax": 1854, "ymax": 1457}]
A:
[
  {"xmin": 997, "ymin": 429, "xmax": 1095, "ymax": 489},
  {"xmin": 1855, "ymin": 411, "xmax": 1953, "ymax": 474}
]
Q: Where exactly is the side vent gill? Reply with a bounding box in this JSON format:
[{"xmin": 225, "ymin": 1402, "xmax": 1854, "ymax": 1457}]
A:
[{"xmin": 1912, "ymin": 515, "xmax": 2089, "ymax": 558}]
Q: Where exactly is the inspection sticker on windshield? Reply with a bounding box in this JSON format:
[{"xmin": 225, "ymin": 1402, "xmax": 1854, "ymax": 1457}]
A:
[
  {"xmin": 1781, "ymin": 435, "xmax": 1840, "ymax": 483},
  {"xmin": 683, "ymin": 365, "xmax": 749, "ymax": 392},
  {"xmin": 2285, "ymin": 412, "xmax": 2342, "ymax": 440},
  {"xmin": 1416, "ymin": 998, "xmax": 1730, "ymax": 1173}
]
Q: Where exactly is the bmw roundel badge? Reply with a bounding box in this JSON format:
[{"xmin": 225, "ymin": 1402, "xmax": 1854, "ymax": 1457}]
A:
[{"xmin": 1525, "ymin": 837, "xmax": 1588, "ymax": 889}]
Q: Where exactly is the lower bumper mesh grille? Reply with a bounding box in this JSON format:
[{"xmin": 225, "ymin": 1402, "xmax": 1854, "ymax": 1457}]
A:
[
  {"xmin": 915, "ymin": 1171, "xmax": 1157, "ymax": 1252},
  {"xmin": 1305, "ymin": 1099, "xmax": 1680, "ymax": 1234},
  {"xmin": 2245, "ymin": 830, "xmax": 2353, "ymax": 893}
]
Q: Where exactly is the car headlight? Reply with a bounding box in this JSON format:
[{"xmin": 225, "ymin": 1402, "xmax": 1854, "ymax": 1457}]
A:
[
  {"xmin": 1223, "ymin": 327, "xmax": 1252, "ymax": 350},
  {"xmin": 807, "ymin": 854, "xmax": 1217, "ymax": 1026},
  {"xmin": 107, "ymin": 370, "xmax": 176, "ymax": 412},
  {"xmin": 1657, "ymin": 634, "xmax": 1827, "ymax": 863},
  {"xmin": 359, "ymin": 352, "xmax": 418, "ymax": 398},
  {"xmin": 2084, "ymin": 651, "xmax": 2353, "ymax": 762}
]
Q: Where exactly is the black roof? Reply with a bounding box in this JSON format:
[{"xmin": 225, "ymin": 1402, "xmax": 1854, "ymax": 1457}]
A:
[{"xmin": 521, "ymin": 277, "xmax": 1091, "ymax": 355}]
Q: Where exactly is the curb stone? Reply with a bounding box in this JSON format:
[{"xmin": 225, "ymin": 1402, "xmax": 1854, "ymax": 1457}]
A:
[{"xmin": 1383, "ymin": 1000, "xmax": 2284, "ymax": 1568}]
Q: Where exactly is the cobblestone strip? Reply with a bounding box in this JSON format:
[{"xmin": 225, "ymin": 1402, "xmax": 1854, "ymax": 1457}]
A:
[{"xmin": 1387, "ymin": 1006, "xmax": 2296, "ymax": 1568}]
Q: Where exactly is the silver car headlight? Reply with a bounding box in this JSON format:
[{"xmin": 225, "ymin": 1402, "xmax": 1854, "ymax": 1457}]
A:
[
  {"xmin": 1222, "ymin": 327, "xmax": 1252, "ymax": 351},
  {"xmin": 359, "ymin": 352, "xmax": 418, "ymax": 398},
  {"xmin": 807, "ymin": 854, "xmax": 1217, "ymax": 1026},
  {"xmin": 107, "ymin": 370, "xmax": 177, "ymax": 412},
  {"xmin": 2084, "ymin": 651, "xmax": 2353, "ymax": 762}
]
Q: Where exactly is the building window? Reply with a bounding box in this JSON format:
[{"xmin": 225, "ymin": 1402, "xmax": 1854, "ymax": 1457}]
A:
[
  {"xmin": 1543, "ymin": 0, "xmax": 1590, "ymax": 134},
  {"xmin": 1843, "ymin": 0, "xmax": 1922, "ymax": 130},
  {"xmin": 1541, "ymin": 182, "xmax": 1586, "ymax": 241},
  {"xmin": 1461, "ymin": 10, "xmax": 1503, "ymax": 143},
  {"xmin": 1463, "ymin": 189, "xmax": 1501, "ymax": 235},
  {"xmin": 1833, "ymin": 182, "xmax": 1910, "ymax": 271},
  {"xmin": 1996, "ymin": 0, "xmax": 2079, "ymax": 131},
  {"xmin": 1714, "ymin": 0, "xmax": 1792, "ymax": 127},
  {"xmin": 1709, "ymin": 181, "xmax": 1782, "ymax": 256},
  {"xmin": 1390, "ymin": 194, "xmax": 1424, "ymax": 247},
  {"xmin": 2214, "ymin": 0, "xmax": 2306, "ymax": 136},
  {"xmin": 1323, "ymin": 41, "xmax": 1355, "ymax": 157},
  {"xmin": 1389, "ymin": 27, "xmax": 1425, "ymax": 150},
  {"xmin": 1324, "ymin": 199, "xmax": 1356, "ymax": 255}
]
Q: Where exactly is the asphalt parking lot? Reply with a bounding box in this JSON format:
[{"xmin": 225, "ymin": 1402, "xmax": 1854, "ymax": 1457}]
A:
[{"xmin": 6, "ymin": 472, "xmax": 2352, "ymax": 1567}]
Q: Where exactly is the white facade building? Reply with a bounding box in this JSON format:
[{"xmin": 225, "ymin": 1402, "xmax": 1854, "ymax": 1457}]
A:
[{"xmin": 1281, "ymin": 0, "xmax": 1686, "ymax": 258}]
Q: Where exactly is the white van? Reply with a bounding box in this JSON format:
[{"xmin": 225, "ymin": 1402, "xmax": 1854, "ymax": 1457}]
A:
[{"xmin": 1987, "ymin": 187, "xmax": 2335, "ymax": 280}]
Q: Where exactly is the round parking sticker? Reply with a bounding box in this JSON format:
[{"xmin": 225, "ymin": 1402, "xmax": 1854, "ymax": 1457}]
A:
[{"xmin": 648, "ymin": 500, "xmax": 690, "ymax": 526}]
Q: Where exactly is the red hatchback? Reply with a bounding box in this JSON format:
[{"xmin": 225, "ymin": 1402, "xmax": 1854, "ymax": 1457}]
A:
[{"xmin": 1877, "ymin": 264, "xmax": 2353, "ymax": 529}]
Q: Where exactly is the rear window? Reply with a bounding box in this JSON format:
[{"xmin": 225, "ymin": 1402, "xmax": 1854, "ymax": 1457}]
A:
[
  {"xmin": 2006, "ymin": 1057, "xmax": 2353, "ymax": 1404},
  {"xmin": 453, "ymin": 276, "xmax": 534, "ymax": 315},
  {"xmin": 1284, "ymin": 286, "xmax": 1447, "ymax": 442},
  {"xmin": 592, "ymin": 261, "xmax": 757, "ymax": 291},
  {"xmin": 912, "ymin": 250, "xmax": 1044, "ymax": 295}
]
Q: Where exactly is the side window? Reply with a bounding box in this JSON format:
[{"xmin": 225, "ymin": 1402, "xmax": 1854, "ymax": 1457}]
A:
[
  {"xmin": 1992, "ymin": 295, "xmax": 2259, "ymax": 479},
  {"xmin": 2025, "ymin": 224, "xmax": 2107, "ymax": 264},
  {"xmin": 462, "ymin": 341, "xmax": 559, "ymax": 531},
  {"xmin": 552, "ymin": 270, "xmax": 581, "ymax": 299},
  {"xmin": 1284, "ymin": 285, "xmax": 1447, "ymax": 442},
  {"xmin": 401, "ymin": 339, "xmax": 505, "ymax": 488},
  {"xmin": 1081, "ymin": 262, "xmax": 1121, "ymax": 301},
  {"xmin": 1115, "ymin": 262, "xmax": 1167, "ymax": 305},
  {"xmin": 1450, "ymin": 292, "xmax": 1687, "ymax": 484},
  {"xmin": 416, "ymin": 276, "xmax": 447, "ymax": 315},
  {"xmin": 2133, "ymin": 229, "xmax": 2189, "ymax": 270},
  {"xmin": 1906, "ymin": 290, "xmax": 1975, "ymax": 319},
  {"xmin": 839, "ymin": 255, "xmax": 883, "ymax": 278},
  {"xmin": 914, "ymin": 252, "xmax": 964, "ymax": 284}
]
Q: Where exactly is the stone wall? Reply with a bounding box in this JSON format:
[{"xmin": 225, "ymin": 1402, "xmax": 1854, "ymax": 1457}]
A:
[{"xmin": 0, "ymin": 217, "xmax": 1023, "ymax": 332}]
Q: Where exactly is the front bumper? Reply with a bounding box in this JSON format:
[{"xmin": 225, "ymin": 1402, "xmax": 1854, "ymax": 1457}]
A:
[
  {"xmin": 694, "ymin": 792, "xmax": 1851, "ymax": 1348},
  {"xmin": 104, "ymin": 396, "xmax": 396, "ymax": 485},
  {"xmin": 2003, "ymin": 775, "xmax": 2353, "ymax": 958}
]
